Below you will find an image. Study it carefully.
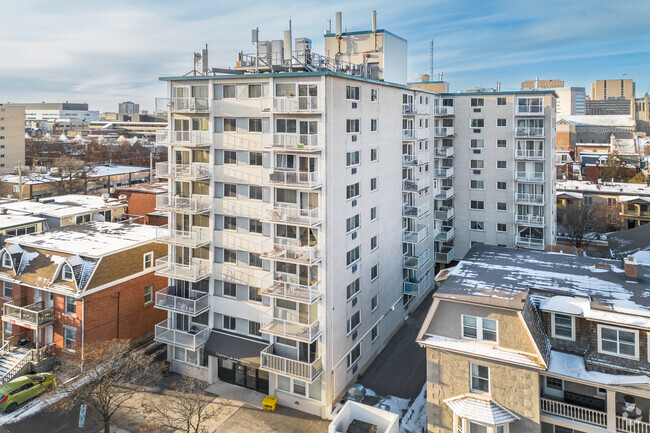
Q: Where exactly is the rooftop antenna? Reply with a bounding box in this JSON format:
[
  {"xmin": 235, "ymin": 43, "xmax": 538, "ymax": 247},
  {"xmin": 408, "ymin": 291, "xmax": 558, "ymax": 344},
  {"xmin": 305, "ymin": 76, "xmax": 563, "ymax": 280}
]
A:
[
  {"xmin": 252, "ymin": 28, "xmax": 259, "ymax": 73},
  {"xmin": 429, "ymin": 39, "xmax": 434, "ymax": 78}
]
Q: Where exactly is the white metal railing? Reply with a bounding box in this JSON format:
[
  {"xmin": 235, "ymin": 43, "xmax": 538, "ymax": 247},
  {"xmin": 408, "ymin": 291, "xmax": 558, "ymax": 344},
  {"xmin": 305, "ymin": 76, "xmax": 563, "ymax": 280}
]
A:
[
  {"xmin": 515, "ymin": 127, "xmax": 544, "ymax": 137},
  {"xmin": 154, "ymin": 320, "xmax": 210, "ymax": 350},
  {"xmin": 403, "ymin": 202, "xmax": 430, "ymax": 218},
  {"xmin": 155, "ymin": 129, "xmax": 211, "ymax": 147},
  {"xmin": 414, "ymin": 104, "xmax": 430, "ymax": 115},
  {"xmin": 264, "ymin": 204, "xmax": 321, "ymax": 226},
  {"xmin": 155, "ymin": 225, "xmax": 211, "ymax": 247},
  {"xmin": 434, "ymin": 206, "xmax": 454, "ymax": 221},
  {"xmin": 269, "ymin": 170, "xmax": 320, "ymax": 188},
  {"xmin": 403, "ymin": 225, "xmax": 430, "ymax": 244},
  {"xmin": 403, "ymin": 178, "xmax": 429, "ymax": 192},
  {"xmin": 262, "ymin": 279, "xmax": 322, "ymax": 304},
  {"xmin": 402, "ymin": 152, "xmax": 430, "ymax": 166},
  {"xmin": 156, "ymin": 195, "xmax": 211, "ymax": 213},
  {"xmin": 516, "ymin": 215, "xmax": 545, "ymax": 225},
  {"xmin": 154, "ymin": 288, "xmax": 210, "ymax": 316},
  {"xmin": 434, "ymin": 146, "xmax": 454, "ymax": 158},
  {"xmin": 402, "ymin": 103, "xmax": 414, "ymax": 115},
  {"xmin": 516, "ymin": 236, "xmax": 545, "ymax": 249},
  {"xmin": 434, "ymin": 127, "xmax": 454, "ymax": 136},
  {"xmin": 271, "ymin": 134, "xmax": 322, "ymax": 151},
  {"xmin": 155, "ymin": 256, "xmax": 211, "ymax": 282},
  {"xmin": 434, "ymin": 106, "xmax": 454, "ymax": 116},
  {"xmin": 515, "ymin": 149, "xmax": 544, "ymax": 159},
  {"xmin": 403, "ymin": 249, "xmax": 431, "ymax": 269},
  {"xmin": 516, "ymin": 171, "xmax": 545, "ymax": 182},
  {"xmin": 260, "ymin": 346, "xmax": 323, "ymax": 382},
  {"xmin": 540, "ymin": 398, "xmax": 607, "ymax": 427},
  {"xmin": 434, "ymin": 167, "xmax": 454, "ymax": 178},
  {"xmin": 0, "ymin": 351, "xmax": 31, "ymax": 385},
  {"xmin": 216, "ymin": 132, "xmax": 270, "ymax": 151},
  {"xmin": 402, "ymin": 129, "xmax": 415, "ymax": 140},
  {"xmin": 435, "ymin": 226, "xmax": 455, "ymax": 242},
  {"xmin": 155, "ymin": 97, "xmax": 210, "ymax": 113},
  {"xmin": 261, "ymin": 239, "xmax": 321, "ymax": 265},
  {"xmin": 403, "ymin": 273, "xmax": 431, "ymax": 296},
  {"xmin": 435, "ymin": 248, "xmax": 455, "ymax": 264},
  {"xmin": 515, "ymin": 193, "xmax": 545, "ymax": 204},
  {"xmin": 415, "ymin": 128, "xmax": 430, "ymax": 140},
  {"xmin": 262, "ymin": 96, "xmax": 321, "ymax": 113},
  {"xmin": 260, "ymin": 307, "xmax": 321, "ymax": 342},
  {"xmin": 617, "ymin": 415, "xmax": 650, "ymax": 433},
  {"xmin": 516, "ymin": 105, "xmax": 544, "ymax": 115},
  {"xmin": 436, "ymin": 187, "xmax": 454, "ymax": 200},
  {"xmin": 156, "ymin": 162, "xmax": 211, "ymax": 180}
]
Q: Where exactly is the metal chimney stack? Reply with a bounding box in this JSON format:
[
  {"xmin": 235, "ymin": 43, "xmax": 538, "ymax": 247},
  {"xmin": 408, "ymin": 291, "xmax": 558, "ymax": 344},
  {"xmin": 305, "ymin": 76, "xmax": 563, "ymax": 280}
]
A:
[
  {"xmin": 335, "ymin": 12, "xmax": 342, "ymax": 36},
  {"xmin": 371, "ymin": 10, "xmax": 377, "ymax": 32},
  {"xmin": 201, "ymin": 45, "xmax": 208, "ymax": 75}
]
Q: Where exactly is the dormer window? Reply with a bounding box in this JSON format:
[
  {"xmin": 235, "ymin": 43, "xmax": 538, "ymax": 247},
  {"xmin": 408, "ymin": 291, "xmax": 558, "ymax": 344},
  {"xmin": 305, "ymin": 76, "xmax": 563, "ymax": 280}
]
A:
[
  {"xmin": 2, "ymin": 253, "xmax": 11, "ymax": 269},
  {"xmin": 62, "ymin": 264, "xmax": 73, "ymax": 281}
]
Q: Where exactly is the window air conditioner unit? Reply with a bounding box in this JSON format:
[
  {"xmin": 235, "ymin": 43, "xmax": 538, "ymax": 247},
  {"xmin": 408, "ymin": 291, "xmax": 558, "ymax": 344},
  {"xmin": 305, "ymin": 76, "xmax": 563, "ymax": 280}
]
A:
[
  {"xmin": 351, "ymin": 102, "xmax": 358, "ymax": 109},
  {"xmin": 351, "ymin": 263, "xmax": 358, "ymax": 273},
  {"xmin": 473, "ymin": 170, "xmax": 481, "ymax": 175},
  {"xmin": 351, "ymin": 231, "xmax": 357, "ymax": 240},
  {"xmin": 351, "ymin": 135, "xmax": 358, "ymax": 142},
  {"xmin": 473, "ymin": 129, "xmax": 481, "ymax": 133},
  {"xmin": 352, "ymin": 298, "xmax": 358, "ymax": 307},
  {"xmin": 351, "ymin": 199, "xmax": 357, "ymax": 207},
  {"xmin": 473, "ymin": 149, "xmax": 481, "ymax": 154},
  {"xmin": 351, "ymin": 167, "xmax": 357, "ymax": 175},
  {"xmin": 473, "ymin": 108, "xmax": 481, "ymax": 113},
  {"xmin": 352, "ymin": 330, "xmax": 358, "ymax": 340}
]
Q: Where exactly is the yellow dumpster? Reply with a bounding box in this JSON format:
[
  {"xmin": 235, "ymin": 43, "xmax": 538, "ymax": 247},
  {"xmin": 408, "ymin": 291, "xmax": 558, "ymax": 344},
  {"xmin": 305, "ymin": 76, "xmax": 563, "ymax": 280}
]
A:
[{"xmin": 263, "ymin": 396, "xmax": 277, "ymax": 411}]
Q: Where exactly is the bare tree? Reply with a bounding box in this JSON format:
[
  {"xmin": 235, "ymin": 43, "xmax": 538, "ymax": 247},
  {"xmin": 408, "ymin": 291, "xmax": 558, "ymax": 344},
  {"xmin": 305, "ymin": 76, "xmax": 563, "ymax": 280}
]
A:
[
  {"xmin": 142, "ymin": 372, "xmax": 222, "ymax": 433},
  {"xmin": 32, "ymin": 155, "xmax": 94, "ymax": 195},
  {"xmin": 559, "ymin": 202, "xmax": 619, "ymax": 248},
  {"xmin": 53, "ymin": 339, "xmax": 160, "ymax": 433}
]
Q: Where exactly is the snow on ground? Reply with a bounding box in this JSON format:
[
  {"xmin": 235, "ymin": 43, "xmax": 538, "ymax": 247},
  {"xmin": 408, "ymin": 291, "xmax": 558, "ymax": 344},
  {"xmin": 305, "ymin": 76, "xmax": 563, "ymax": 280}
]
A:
[{"xmin": 364, "ymin": 385, "xmax": 427, "ymax": 433}]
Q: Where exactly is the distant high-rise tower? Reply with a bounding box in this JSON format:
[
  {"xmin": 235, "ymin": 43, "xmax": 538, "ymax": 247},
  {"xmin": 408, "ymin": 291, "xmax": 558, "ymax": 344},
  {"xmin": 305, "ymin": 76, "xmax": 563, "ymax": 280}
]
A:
[{"xmin": 118, "ymin": 101, "xmax": 139, "ymax": 115}]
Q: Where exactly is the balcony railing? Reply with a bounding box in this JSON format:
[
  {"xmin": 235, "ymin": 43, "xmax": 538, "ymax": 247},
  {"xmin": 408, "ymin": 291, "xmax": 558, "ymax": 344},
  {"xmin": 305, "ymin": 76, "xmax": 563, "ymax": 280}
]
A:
[
  {"xmin": 156, "ymin": 195, "xmax": 211, "ymax": 214},
  {"xmin": 402, "ymin": 152, "xmax": 430, "ymax": 166},
  {"xmin": 515, "ymin": 149, "xmax": 544, "ymax": 159},
  {"xmin": 403, "ymin": 224, "xmax": 430, "ymax": 244},
  {"xmin": 403, "ymin": 178, "xmax": 429, "ymax": 192},
  {"xmin": 2, "ymin": 301, "xmax": 54, "ymax": 328},
  {"xmin": 403, "ymin": 202, "xmax": 430, "ymax": 218},
  {"xmin": 516, "ymin": 171, "xmax": 545, "ymax": 182},
  {"xmin": 617, "ymin": 416, "xmax": 650, "ymax": 433},
  {"xmin": 261, "ymin": 279, "xmax": 322, "ymax": 304},
  {"xmin": 516, "ymin": 236, "xmax": 545, "ymax": 250},
  {"xmin": 436, "ymin": 187, "xmax": 454, "ymax": 200},
  {"xmin": 154, "ymin": 320, "xmax": 210, "ymax": 350},
  {"xmin": 271, "ymin": 134, "xmax": 323, "ymax": 151},
  {"xmin": 434, "ymin": 146, "xmax": 454, "ymax": 158},
  {"xmin": 155, "ymin": 129, "xmax": 212, "ymax": 147},
  {"xmin": 515, "ymin": 127, "xmax": 544, "ymax": 137},
  {"xmin": 403, "ymin": 249, "xmax": 431, "ymax": 269},
  {"xmin": 516, "ymin": 105, "xmax": 544, "ymax": 115},
  {"xmin": 435, "ymin": 226, "xmax": 455, "ymax": 242},
  {"xmin": 402, "ymin": 103, "xmax": 415, "ymax": 115},
  {"xmin": 155, "ymin": 225, "xmax": 211, "ymax": 247},
  {"xmin": 403, "ymin": 273, "xmax": 431, "ymax": 296},
  {"xmin": 260, "ymin": 345, "xmax": 323, "ymax": 382},
  {"xmin": 269, "ymin": 170, "xmax": 321, "ymax": 189},
  {"xmin": 215, "ymin": 132, "xmax": 269, "ymax": 151},
  {"xmin": 434, "ymin": 167, "xmax": 454, "ymax": 179},
  {"xmin": 402, "ymin": 129, "xmax": 416, "ymax": 141},
  {"xmin": 154, "ymin": 288, "xmax": 210, "ymax": 316},
  {"xmin": 261, "ymin": 240, "xmax": 321, "ymax": 265},
  {"xmin": 155, "ymin": 97, "xmax": 210, "ymax": 113},
  {"xmin": 515, "ymin": 193, "xmax": 545, "ymax": 205},
  {"xmin": 434, "ymin": 106, "xmax": 454, "ymax": 116},
  {"xmin": 434, "ymin": 127, "xmax": 454, "ymax": 137},
  {"xmin": 261, "ymin": 96, "xmax": 322, "ymax": 113},
  {"xmin": 516, "ymin": 214, "xmax": 545, "ymax": 226},
  {"xmin": 435, "ymin": 248, "xmax": 455, "ymax": 264},
  {"xmin": 260, "ymin": 307, "xmax": 321, "ymax": 342},
  {"xmin": 155, "ymin": 256, "xmax": 211, "ymax": 282},
  {"xmin": 434, "ymin": 206, "xmax": 454, "ymax": 221},
  {"xmin": 540, "ymin": 397, "xmax": 606, "ymax": 428},
  {"xmin": 155, "ymin": 162, "xmax": 211, "ymax": 180},
  {"xmin": 263, "ymin": 204, "xmax": 321, "ymax": 227}
]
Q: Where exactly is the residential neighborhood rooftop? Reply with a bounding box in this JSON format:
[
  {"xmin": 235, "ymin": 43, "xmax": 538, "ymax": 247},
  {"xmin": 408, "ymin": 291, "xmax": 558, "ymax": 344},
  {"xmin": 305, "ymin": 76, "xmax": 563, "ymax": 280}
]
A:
[
  {"xmin": 556, "ymin": 179, "xmax": 650, "ymax": 195},
  {"xmin": 0, "ymin": 194, "xmax": 127, "ymax": 219},
  {"xmin": 114, "ymin": 182, "xmax": 168, "ymax": 194},
  {"xmin": 558, "ymin": 115, "xmax": 636, "ymax": 127},
  {"xmin": 0, "ymin": 164, "xmax": 149, "ymax": 186},
  {"xmin": 0, "ymin": 214, "xmax": 47, "ymax": 230}
]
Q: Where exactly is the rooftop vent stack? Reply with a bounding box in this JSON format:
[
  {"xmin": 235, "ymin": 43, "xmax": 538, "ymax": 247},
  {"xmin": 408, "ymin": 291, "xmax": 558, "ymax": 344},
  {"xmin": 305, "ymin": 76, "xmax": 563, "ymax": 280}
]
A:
[
  {"xmin": 422, "ymin": 74, "xmax": 430, "ymax": 82},
  {"xmin": 201, "ymin": 45, "xmax": 208, "ymax": 75},
  {"xmin": 496, "ymin": 81, "xmax": 501, "ymax": 92},
  {"xmin": 439, "ymin": 72, "xmax": 443, "ymax": 81},
  {"xmin": 624, "ymin": 257, "xmax": 638, "ymax": 281},
  {"xmin": 283, "ymin": 30, "xmax": 292, "ymax": 62},
  {"xmin": 535, "ymin": 77, "xmax": 539, "ymax": 90},
  {"xmin": 335, "ymin": 12, "xmax": 342, "ymax": 37},
  {"xmin": 371, "ymin": 10, "xmax": 377, "ymax": 33}
]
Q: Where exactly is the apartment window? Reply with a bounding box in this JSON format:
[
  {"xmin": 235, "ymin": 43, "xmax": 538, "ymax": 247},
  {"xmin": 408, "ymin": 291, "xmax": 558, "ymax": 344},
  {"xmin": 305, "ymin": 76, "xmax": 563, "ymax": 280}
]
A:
[
  {"xmin": 370, "ymin": 207, "xmax": 377, "ymax": 221},
  {"xmin": 224, "ymin": 118, "xmax": 237, "ymax": 132},
  {"xmin": 371, "ymin": 88, "xmax": 378, "ymax": 102},
  {"xmin": 144, "ymin": 285, "xmax": 153, "ymax": 305},
  {"xmin": 370, "ymin": 119, "xmax": 378, "ymax": 132},
  {"xmin": 346, "ymin": 279, "xmax": 360, "ymax": 300},
  {"xmin": 552, "ymin": 314, "xmax": 575, "ymax": 340},
  {"xmin": 347, "ymin": 343, "xmax": 361, "ymax": 369},
  {"xmin": 65, "ymin": 296, "xmax": 77, "ymax": 316},
  {"xmin": 371, "ymin": 325, "xmax": 378, "ymax": 341},
  {"xmin": 346, "ymin": 215, "xmax": 360, "ymax": 233},
  {"xmin": 347, "ymin": 311, "xmax": 361, "ymax": 334},
  {"xmin": 249, "ymin": 185, "xmax": 263, "ymax": 200},
  {"xmin": 222, "ymin": 85, "xmax": 236, "ymax": 98},
  {"xmin": 346, "ymin": 151, "xmax": 360, "ymax": 167},
  {"xmin": 2, "ymin": 282, "xmax": 12, "ymax": 299},
  {"xmin": 346, "ymin": 119, "xmax": 360, "ymax": 133},
  {"xmin": 224, "ymin": 216, "xmax": 237, "ymax": 230},
  {"xmin": 497, "ymin": 97, "xmax": 507, "ymax": 106},
  {"xmin": 496, "ymin": 118, "xmax": 507, "ymax": 127},
  {"xmin": 1, "ymin": 253, "xmax": 11, "ymax": 269},
  {"xmin": 496, "ymin": 223, "xmax": 507, "ymax": 232},
  {"xmin": 495, "ymin": 161, "xmax": 507, "ymax": 170},
  {"xmin": 347, "ymin": 246, "xmax": 360, "ymax": 266},
  {"xmin": 276, "ymin": 118, "xmax": 296, "ymax": 133},
  {"xmin": 143, "ymin": 252, "xmax": 153, "ymax": 270},
  {"xmin": 248, "ymin": 287, "xmax": 262, "ymax": 303},
  {"xmin": 370, "ymin": 148, "xmax": 378, "ymax": 162},
  {"xmin": 470, "ymin": 119, "xmax": 485, "ymax": 128},
  {"xmin": 249, "ymin": 253, "xmax": 262, "ymax": 268},
  {"xmin": 470, "ymin": 160, "xmax": 484, "ymax": 169},
  {"xmin": 293, "ymin": 380, "xmax": 306, "ymax": 396},
  {"xmin": 223, "ymin": 282, "xmax": 237, "ymax": 298},
  {"xmin": 248, "ymin": 219, "xmax": 262, "ymax": 234},
  {"xmin": 371, "ymin": 295, "xmax": 378, "ymax": 312},
  {"xmin": 249, "ymin": 152, "xmax": 263, "ymax": 166},
  {"xmin": 346, "ymin": 85, "xmax": 360, "ymax": 101},
  {"xmin": 462, "ymin": 315, "xmax": 497, "ymax": 342},
  {"xmin": 496, "ymin": 202, "xmax": 506, "ymax": 211},
  {"xmin": 370, "ymin": 236, "xmax": 378, "ymax": 251},
  {"xmin": 598, "ymin": 325, "xmax": 637, "ymax": 358},
  {"xmin": 63, "ymin": 326, "xmax": 77, "ymax": 353},
  {"xmin": 224, "ymin": 184, "xmax": 237, "ymax": 198},
  {"xmin": 470, "ymin": 221, "xmax": 485, "ymax": 231},
  {"xmin": 249, "ymin": 321, "xmax": 262, "ymax": 336},
  {"xmin": 470, "ymin": 363, "xmax": 490, "ymax": 393},
  {"xmin": 249, "ymin": 118, "xmax": 262, "ymax": 132},
  {"xmin": 546, "ymin": 377, "xmax": 563, "ymax": 391},
  {"xmin": 224, "ymin": 249, "xmax": 237, "ymax": 264},
  {"xmin": 346, "ymin": 183, "xmax": 360, "ymax": 199},
  {"xmin": 470, "ymin": 139, "xmax": 484, "ymax": 149},
  {"xmin": 4, "ymin": 323, "xmax": 11, "ymax": 334},
  {"xmin": 370, "ymin": 178, "xmax": 377, "ymax": 191},
  {"xmin": 470, "ymin": 98, "xmax": 484, "ymax": 107},
  {"xmin": 224, "ymin": 151, "xmax": 237, "ymax": 164},
  {"xmin": 496, "ymin": 182, "xmax": 507, "ymax": 190},
  {"xmin": 497, "ymin": 139, "xmax": 507, "ymax": 148},
  {"xmin": 371, "ymin": 265, "xmax": 378, "ymax": 281},
  {"xmin": 470, "ymin": 180, "xmax": 484, "ymax": 190},
  {"xmin": 75, "ymin": 214, "xmax": 91, "ymax": 224},
  {"xmin": 248, "ymin": 84, "xmax": 262, "ymax": 98},
  {"xmin": 223, "ymin": 315, "xmax": 236, "ymax": 330},
  {"xmin": 62, "ymin": 264, "xmax": 74, "ymax": 281},
  {"xmin": 470, "ymin": 200, "xmax": 485, "ymax": 210}
]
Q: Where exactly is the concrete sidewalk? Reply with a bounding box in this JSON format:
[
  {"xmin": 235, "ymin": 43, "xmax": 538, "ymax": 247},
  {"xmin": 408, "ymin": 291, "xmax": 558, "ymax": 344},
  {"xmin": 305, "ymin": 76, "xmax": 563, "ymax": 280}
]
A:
[{"xmin": 206, "ymin": 380, "xmax": 266, "ymax": 407}]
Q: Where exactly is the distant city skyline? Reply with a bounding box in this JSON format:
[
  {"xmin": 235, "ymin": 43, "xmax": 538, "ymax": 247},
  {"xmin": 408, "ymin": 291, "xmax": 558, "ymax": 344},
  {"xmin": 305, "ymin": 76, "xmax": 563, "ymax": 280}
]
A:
[{"xmin": 1, "ymin": 0, "xmax": 649, "ymax": 113}]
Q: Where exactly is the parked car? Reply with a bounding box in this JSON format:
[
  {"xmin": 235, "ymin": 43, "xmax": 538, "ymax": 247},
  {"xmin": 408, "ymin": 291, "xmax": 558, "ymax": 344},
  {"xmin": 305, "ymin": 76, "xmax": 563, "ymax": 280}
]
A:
[{"xmin": 0, "ymin": 373, "xmax": 55, "ymax": 413}]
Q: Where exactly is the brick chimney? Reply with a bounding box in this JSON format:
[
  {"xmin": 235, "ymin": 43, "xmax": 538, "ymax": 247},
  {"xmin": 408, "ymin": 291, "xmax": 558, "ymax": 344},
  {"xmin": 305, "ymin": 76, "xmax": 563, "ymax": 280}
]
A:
[{"xmin": 624, "ymin": 257, "xmax": 638, "ymax": 281}]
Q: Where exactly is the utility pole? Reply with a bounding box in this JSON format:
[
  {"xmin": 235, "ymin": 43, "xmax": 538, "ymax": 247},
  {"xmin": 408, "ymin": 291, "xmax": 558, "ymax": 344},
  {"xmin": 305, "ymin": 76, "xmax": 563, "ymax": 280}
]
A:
[
  {"xmin": 18, "ymin": 161, "xmax": 23, "ymax": 201},
  {"xmin": 149, "ymin": 152, "xmax": 153, "ymax": 183},
  {"xmin": 430, "ymin": 39, "xmax": 434, "ymax": 78}
]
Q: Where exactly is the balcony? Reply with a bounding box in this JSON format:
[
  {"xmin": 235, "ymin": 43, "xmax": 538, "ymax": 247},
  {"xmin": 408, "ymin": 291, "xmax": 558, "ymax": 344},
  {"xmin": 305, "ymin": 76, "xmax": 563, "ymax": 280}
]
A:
[
  {"xmin": 402, "ymin": 129, "xmax": 416, "ymax": 141},
  {"xmin": 434, "ymin": 206, "xmax": 454, "ymax": 221},
  {"xmin": 154, "ymin": 320, "xmax": 209, "ymax": 351},
  {"xmin": 156, "ymin": 130, "xmax": 211, "ymax": 147},
  {"xmin": 261, "ymin": 240, "xmax": 321, "ymax": 265},
  {"xmin": 154, "ymin": 287, "xmax": 210, "ymax": 316},
  {"xmin": 515, "ymin": 193, "xmax": 545, "ymax": 205},
  {"xmin": 263, "ymin": 204, "xmax": 321, "ymax": 227},
  {"xmin": 515, "ymin": 105, "xmax": 544, "ymax": 115},
  {"xmin": 403, "ymin": 249, "xmax": 431, "ymax": 270},
  {"xmin": 516, "ymin": 214, "xmax": 545, "ymax": 226},
  {"xmin": 515, "ymin": 149, "xmax": 544, "ymax": 160},
  {"xmin": 261, "ymin": 96, "xmax": 322, "ymax": 113},
  {"xmin": 403, "ymin": 224, "xmax": 430, "ymax": 244},
  {"xmin": 155, "ymin": 162, "xmax": 211, "ymax": 181},
  {"xmin": 435, "ymin": 248, "xmax": 455, "ymax": 264},
  {"xmin": 269, "ymin": 170, "xmax": 321, "ymax": 189},
  {"xmin": 155, "ymin": 256, "xmax": 211, "ymax": 282},
  {"xmin": 155, "ymin": 194, "xmax": 211, "ymax": 214},
  {"xmin": 402, "ymin": 202, "xmax": 430, "ymax": 218},
  {"xmin": 261, "ymin": 279, "xmax": 323, "ymax": 304},
  {"xmin": 516, "ymin": 236, "xmax": 545, "ymax": 250},
  {"xmin": 260, "ymin": 345, "xmax": 323, "ymax": 382},
  {"xmin": 155, "ymin": 97, "xmax": 210, "ymax": 113},
  {"xmin": 434, "ymin": 127, "xmax": 454, "ymax": 137},
  {"xmin": 516, "ymin": 171, "xmax": 545, "ymax": 182},
  {"xmin": 434, "ymin": 167, "xmax": 454, "ymax": 179},
  {"xmin": 403, "ymin": 273, "xmax": 431, "ymax": 296},
  {"xmin": 436, "ymin": 186, "xmax": 454, "ymax": 200},
  {"xmin": 402, "ymin": 178, "xmax": 429, "ymax": 192},
  {"xmin": 402, "ymin": 152, "xmax": 430, "ymax": 166},
  {"xmin": 260, "ymin": 307, "xmax": 321, "ymax": 343},
  {"xmin": 434, "ymin": 146, "xmax": 454, "ymax": 158},
  {"xmin": 271, "ymin": 134, "xmax": 323, "ymax": 152},
  {"xmin": 434, "ymin": 106, "xmax": 454, "ymax": 116},
  {"xmin": 540, "ymin": 398, "xmax": 607, "ymax": 428},
  {"xmin": 515, "ymin": 127, "xmax": 544, "ymax": 137},
  {"xmin": 402, "ymin": 103, "xmax": 415, "ymax": 115},
  {"xmin": 435, "ymin": 226, "xmax": 455, "ymax": 242},
  {"xmin": 2, "ymin": 301, "xmax": 54, "ymax": 329},
  {"xmin": 155, "ymin": 225, "xmax": 211, "ymax": 248}
]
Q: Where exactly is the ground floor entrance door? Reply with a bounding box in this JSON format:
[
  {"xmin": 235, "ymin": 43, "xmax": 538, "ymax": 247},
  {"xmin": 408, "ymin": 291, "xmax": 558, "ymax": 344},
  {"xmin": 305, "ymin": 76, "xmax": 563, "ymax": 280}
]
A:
[{"xmin": 216, "ymin": 357, "xmax": 269, "ymax": 394}]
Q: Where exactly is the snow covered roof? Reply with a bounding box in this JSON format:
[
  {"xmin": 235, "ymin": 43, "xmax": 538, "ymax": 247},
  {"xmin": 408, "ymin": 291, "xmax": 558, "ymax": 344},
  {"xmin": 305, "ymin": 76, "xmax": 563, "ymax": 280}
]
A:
[
  {"xmin": 607, "ymin": 224, "xmax": 650, "ymax": 262},
  {"xmin": 114, "ymin": 182, "xmax": 168, "ymax": 194},
  {"xmin": 548, "ymin": 351, "xmax": 650, "ymax": 386},
  {"xmin": 0, "ymin": 165, "xmax": 149, "ymax": 186},
  {"xmin": 0, "ymin": 214, "xmax": 46, "ymax": 230},
  {"xmin": 619, "ymin": 196, "xmax": 650, "ymax": 203},
  {"xmin": 559, "ymin": 115, "xmax": 635, "ymax": 127},
  {"xmin": 0, "ymin": 195, "xmax": 126, "ymax": 219},
  {"xmin": 444, "ymin": 395, "xmax": 520, "ymax": 425},
  {"xmin": 540, "ymin": 295, "xmax": 650, "ymax": 329},
  {"xmin": 557, "ymin": 180, "xmax": 650, "ymax": 196},
  {"xmin": 557, "ymin": 191, "xmax": 583, "ymax": 199}
]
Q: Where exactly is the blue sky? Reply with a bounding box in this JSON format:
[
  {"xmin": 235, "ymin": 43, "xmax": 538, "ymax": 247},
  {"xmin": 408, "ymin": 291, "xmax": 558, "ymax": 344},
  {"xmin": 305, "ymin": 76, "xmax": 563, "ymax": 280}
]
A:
[{"xmin": 1, "ymin": 0, "xmax": 649, "ymax": 112}]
